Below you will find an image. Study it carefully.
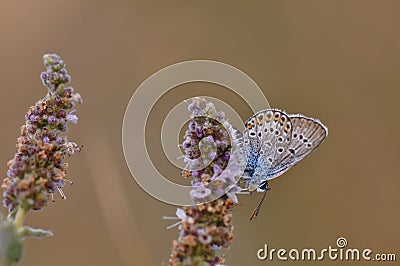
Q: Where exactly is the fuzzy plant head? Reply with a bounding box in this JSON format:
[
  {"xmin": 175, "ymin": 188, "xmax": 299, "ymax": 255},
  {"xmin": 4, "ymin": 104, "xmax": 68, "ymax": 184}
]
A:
[
  {"xmin": 168, "ymin": 98, "xmax": 246, "ymax": 266},
  {"xmin": 181, "ymin": 98, "xmax": 245, "ymax": 204},
  {"xmin": 2, "ymin": 54, "xmax": 82, "ymax": 214}
]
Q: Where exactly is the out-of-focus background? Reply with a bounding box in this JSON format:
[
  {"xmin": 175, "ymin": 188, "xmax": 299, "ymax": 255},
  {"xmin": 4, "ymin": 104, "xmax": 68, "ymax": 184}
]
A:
[{"xmin": 1, "ymin": 1, "xmax": 399, "ymax": 265}]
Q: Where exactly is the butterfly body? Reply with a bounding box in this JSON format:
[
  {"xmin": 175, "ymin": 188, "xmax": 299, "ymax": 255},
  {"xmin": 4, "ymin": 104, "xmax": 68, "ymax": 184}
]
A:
[{"xmin": 243, "ymin": 109, "xmax": 328, "ymax": 219}]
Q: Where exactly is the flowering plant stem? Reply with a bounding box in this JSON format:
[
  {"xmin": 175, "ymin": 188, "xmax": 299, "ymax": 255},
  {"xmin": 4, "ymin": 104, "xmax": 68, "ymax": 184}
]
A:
[
  {"xmin": 168, "ymin": 98, "xmax": 245, "ymax": 266},
  {"xmin": 13, "ymin": 207, "xmax": 25, "ymax": 234},
  {"xmin": 0, "ymin": 54, "xmax": 82, "ymax": 265}
]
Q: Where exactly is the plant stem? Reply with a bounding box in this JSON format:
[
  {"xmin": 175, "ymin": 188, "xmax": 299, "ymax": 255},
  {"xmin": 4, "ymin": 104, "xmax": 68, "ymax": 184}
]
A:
[{"xmin": 14, "ymin": 207, "xmax": 26, "ymax": 232}]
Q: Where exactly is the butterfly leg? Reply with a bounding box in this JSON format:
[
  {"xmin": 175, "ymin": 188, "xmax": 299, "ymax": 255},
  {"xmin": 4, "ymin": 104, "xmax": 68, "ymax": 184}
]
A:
[{"xmin": 241, "ymin": 175, "xmax": 252, "ymax": 180}]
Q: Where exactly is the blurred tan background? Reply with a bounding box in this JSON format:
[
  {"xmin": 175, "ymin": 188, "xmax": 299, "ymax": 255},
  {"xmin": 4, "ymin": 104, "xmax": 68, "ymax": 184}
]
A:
[{"xmin": 0, "ymin": 1, "xmax": 399, "ymax": 265}]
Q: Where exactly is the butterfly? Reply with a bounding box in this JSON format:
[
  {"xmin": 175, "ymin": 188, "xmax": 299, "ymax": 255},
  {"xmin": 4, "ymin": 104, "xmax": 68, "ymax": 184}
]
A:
[{"xmin": 242, "ymin": 109, "xmax": 328, "ymax": 220}]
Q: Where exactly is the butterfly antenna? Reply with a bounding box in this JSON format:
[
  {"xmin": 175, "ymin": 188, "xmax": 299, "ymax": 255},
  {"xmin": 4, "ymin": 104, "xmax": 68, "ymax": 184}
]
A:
[
  {"xmin": 249, "ymin": 190, "xmax": 267, "ymax": 221},
  {"xmin": 57, "ymin": 187, "xmax": 67, "ymax": 200},
  {"xmin": 64, "ymin": 178, "xmax": 74, "ymax": 185}
]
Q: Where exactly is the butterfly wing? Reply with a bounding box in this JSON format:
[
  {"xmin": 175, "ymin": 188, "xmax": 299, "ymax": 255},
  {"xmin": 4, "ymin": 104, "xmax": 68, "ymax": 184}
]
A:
[
  {"xmin": 244, "ymin": 111, "xmax": 328, "ymax": 220},
  {"xmin": 287, "ymin": 114, "xmax": 328, "ymax": 162},
  {"xmin": 260, "ymin": 114, "xmax": 328, "ymax": 181},
  {"xmin": 243, "ymin": 109, "xmax": 293, "ymax": 190}
]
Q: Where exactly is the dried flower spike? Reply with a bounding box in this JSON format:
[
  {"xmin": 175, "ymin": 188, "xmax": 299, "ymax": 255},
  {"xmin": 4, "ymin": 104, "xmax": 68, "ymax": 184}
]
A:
[
  {"xmin": 168, "ymin": 98, "xmax": 245, "ymax": 266},
  {"xmin": 2, "ymin": 54, "xmax": 83, "ymax": 214}
]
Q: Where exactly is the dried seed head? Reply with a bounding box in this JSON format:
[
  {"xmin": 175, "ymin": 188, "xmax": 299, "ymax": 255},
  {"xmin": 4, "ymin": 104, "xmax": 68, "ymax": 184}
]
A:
[{"xmin": 2, "ymin": 54, "xmax": 82, "ymax": 212}]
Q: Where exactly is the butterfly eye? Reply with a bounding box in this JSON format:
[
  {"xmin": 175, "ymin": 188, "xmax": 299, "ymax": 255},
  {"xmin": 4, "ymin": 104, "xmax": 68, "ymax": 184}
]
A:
[
  {"xmin": 277, "ymin": 147, "xmax": 284, "ymax": 153},
  {"xmin": 277, "ymin": 137, "xmax": 283, "ymax": 142}
]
